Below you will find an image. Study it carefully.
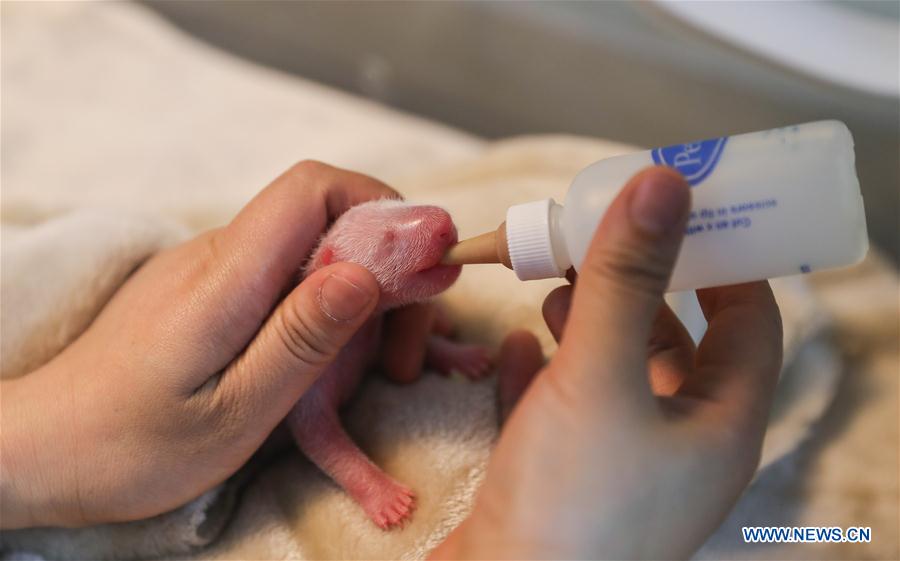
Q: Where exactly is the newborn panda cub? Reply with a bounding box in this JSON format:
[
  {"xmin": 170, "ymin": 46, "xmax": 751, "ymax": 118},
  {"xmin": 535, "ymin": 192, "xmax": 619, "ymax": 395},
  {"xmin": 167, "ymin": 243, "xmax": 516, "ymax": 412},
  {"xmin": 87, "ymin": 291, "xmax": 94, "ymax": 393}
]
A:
[{"xmin": 287, "ymin": 199, "xmax": 491, "ymax": 530}]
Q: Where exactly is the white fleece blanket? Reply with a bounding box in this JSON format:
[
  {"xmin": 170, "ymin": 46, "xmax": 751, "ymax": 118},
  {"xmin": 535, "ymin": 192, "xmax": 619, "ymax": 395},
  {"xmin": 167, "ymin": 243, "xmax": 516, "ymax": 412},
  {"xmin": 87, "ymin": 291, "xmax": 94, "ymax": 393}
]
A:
[{"xmin": 3, "ymin": 3, "xmax": 897, "ymax": 560}]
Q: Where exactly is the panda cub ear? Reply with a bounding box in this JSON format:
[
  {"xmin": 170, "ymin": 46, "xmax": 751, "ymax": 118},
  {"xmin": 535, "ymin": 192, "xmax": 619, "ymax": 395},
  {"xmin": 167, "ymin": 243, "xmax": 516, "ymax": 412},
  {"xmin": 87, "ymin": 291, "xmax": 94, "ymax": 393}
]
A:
[
  {"xmin": 317, "ymin": 247, "xmax": 334, "ymax": 267},
  {"xmin": 312, "ymin": 246, "xmax": 334, "ymax": 270}
]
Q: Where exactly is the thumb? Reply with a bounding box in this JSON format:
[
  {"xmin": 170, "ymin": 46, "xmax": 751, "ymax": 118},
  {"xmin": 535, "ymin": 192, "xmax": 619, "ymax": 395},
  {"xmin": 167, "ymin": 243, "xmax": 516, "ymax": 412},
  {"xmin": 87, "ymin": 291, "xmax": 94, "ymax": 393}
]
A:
[
  {"xmin": 216, "ymin": 262, "xmax": 379, "ymax": 426},
  {"xmin": 557, "ymin": 167, "xmax": 690, "ymax": 401}
]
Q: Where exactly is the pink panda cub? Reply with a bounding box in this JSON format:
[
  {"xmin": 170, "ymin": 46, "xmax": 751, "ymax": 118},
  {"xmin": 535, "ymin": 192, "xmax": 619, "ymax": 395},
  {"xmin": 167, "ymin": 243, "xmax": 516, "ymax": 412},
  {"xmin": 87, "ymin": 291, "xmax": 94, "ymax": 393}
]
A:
[{"xmin": 286, "ymin": 199, "xmax": 491, "ymax": 529}]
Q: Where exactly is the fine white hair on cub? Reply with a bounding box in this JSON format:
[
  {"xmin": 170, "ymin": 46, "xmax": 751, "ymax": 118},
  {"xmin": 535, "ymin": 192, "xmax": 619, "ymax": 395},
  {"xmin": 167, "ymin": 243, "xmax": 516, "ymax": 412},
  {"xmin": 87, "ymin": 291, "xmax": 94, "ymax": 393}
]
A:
[{"xmin": 305, "ymin": 199, "xmax": 456, "ymax": 309}]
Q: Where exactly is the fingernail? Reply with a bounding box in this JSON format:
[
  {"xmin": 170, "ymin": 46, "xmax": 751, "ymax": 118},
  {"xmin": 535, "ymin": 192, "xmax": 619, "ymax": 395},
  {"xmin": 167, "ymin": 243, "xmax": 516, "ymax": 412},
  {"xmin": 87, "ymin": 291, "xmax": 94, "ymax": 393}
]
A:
[
  {"xmin": 319, "ymin": 273, "xmax": 374, "ymax": 321},
  {"xmin": 629, "ymin": 170, "xmax": 689, "ymax": 236}
]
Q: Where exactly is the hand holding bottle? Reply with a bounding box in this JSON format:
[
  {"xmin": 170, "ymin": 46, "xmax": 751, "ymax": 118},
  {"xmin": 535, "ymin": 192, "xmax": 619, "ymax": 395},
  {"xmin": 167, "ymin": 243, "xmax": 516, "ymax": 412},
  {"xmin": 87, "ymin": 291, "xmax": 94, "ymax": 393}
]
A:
[{"xmin": 432, "ymin": 167, "xmax": 784, "ymax": 559}]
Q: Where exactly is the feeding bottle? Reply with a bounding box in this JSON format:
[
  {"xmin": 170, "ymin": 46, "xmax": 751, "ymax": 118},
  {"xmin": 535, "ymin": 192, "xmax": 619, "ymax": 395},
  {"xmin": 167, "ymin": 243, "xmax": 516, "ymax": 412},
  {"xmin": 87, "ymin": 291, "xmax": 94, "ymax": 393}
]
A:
[{"xmin": 443, "ymin": 120, "xmax": 868, "ymax": 291}]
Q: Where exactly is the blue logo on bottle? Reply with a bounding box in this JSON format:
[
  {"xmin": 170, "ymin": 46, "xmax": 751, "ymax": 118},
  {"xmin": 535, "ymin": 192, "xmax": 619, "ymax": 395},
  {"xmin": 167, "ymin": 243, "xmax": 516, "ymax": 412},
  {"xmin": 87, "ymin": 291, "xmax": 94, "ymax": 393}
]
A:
[{"xmin": 651, "ymin": 137, "xmax": 728, "ymax": 186}]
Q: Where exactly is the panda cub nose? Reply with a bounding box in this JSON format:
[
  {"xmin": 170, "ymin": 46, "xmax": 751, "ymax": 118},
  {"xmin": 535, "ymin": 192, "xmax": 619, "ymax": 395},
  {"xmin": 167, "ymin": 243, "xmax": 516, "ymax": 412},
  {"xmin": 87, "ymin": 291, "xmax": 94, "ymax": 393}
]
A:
[{"xmin": 430, "ymin": 213, "xmax": 457, "ymax": 246}]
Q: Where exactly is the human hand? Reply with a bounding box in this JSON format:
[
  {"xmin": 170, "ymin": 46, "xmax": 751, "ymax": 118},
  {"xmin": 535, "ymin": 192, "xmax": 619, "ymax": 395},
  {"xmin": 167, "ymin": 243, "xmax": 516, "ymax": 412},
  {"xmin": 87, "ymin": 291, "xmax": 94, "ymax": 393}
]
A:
[
  {"xmin": 434, "ymin": 167, "xmax": 783, "ymax": 559},
  {"xmin": 0, "ymin": 162, "xmax": 396, "ymax": 529}
]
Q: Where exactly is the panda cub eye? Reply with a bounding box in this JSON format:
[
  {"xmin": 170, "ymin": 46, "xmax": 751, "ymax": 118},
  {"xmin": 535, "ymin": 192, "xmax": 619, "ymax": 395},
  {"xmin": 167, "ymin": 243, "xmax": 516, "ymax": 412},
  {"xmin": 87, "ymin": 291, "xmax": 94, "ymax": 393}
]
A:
[{"xmin": 377, "ymin": 230, "xmax": 398, "ymax": 258}]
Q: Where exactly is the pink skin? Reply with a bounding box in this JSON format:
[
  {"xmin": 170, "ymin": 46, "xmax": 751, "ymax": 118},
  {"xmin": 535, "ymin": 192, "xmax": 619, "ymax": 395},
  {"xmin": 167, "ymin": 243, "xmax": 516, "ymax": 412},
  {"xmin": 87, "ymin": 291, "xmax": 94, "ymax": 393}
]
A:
[
  {"xmin": 426, "ymin": 337, "xmax": 492, "ymax": 380},
  {"xmin": 286, "ymin": 200, "xmax": 492, "ymax": 530}
]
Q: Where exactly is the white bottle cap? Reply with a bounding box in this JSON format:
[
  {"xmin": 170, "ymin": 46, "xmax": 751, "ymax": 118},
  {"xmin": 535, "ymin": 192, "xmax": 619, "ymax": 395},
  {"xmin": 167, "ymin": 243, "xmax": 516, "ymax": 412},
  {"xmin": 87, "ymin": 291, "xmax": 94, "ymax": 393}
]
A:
[{"xmin": 505, "ymin": 198, "xmax": 565, "ymax": 280}]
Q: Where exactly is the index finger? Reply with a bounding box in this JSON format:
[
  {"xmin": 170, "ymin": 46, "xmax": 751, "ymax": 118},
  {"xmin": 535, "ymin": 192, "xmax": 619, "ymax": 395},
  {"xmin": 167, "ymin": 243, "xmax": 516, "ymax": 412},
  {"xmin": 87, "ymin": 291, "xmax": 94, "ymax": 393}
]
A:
[
  {"xmin": 688, "ymin": 282, "xmax": 783, "ymax": 427},
  {"xmin": 210, "ymin": 160, "xmax": 399, "ymax": 308}
]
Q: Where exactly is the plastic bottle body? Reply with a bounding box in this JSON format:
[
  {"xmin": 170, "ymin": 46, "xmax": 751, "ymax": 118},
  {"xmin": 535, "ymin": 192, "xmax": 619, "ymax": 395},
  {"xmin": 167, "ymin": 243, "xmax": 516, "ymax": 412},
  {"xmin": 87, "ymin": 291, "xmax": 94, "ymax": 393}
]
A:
[{"xmin": 509, "ymin": 121, "xmax": 868, "ymax": 290}]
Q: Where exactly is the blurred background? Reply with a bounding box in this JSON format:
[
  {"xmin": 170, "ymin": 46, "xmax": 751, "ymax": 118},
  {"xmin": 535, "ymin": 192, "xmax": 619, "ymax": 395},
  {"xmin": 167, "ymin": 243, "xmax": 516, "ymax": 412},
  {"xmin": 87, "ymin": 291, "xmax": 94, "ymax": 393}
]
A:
[{"xmin": 147, "ymin": 0, "xmax": 899, "ymax": 259}]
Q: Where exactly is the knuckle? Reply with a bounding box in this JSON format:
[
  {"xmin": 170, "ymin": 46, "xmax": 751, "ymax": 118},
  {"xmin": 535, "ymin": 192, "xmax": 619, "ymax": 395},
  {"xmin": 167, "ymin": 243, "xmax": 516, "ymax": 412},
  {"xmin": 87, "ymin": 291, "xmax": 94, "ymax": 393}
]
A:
[
  {"xmin": 281, "ymin": 160, "xmax": 333, "ymax": 195},
  {"xmin": 275, "ymin": 300, "xmax": 335, "ymax": 369},
  {"xmin": 585, "ymin": 243, "xmax": 673, "ymax": 297},
  {"xmin": 288, "ymin": 159, "xmax": 330, "ymax": 178},
  {"xmin": 187, "ymin": 381, "xmax": 246, "ymax": 440}
]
